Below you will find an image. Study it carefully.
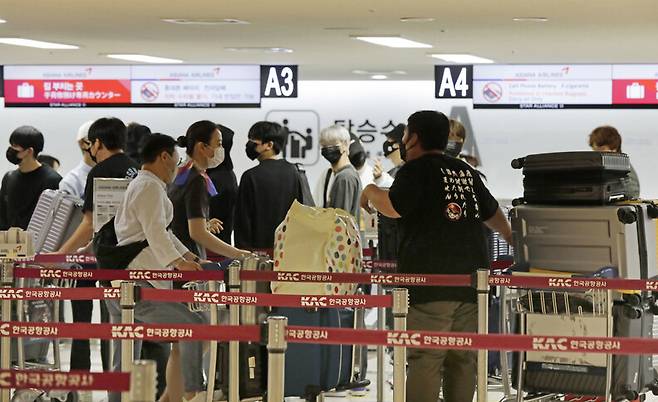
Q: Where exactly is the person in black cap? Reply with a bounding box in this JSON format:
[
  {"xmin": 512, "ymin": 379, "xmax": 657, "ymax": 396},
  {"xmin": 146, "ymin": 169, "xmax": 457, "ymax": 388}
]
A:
[{"xmin": 207, "ymin": 124, "xmax": 239, "ymax": 244}]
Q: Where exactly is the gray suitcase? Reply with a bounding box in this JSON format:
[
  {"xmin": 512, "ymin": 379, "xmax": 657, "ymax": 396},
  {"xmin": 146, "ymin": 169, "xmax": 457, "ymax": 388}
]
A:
[
  {"xmin": 27, "ymin": 189, "xmax": 83, "ymax": 253},
  {"xmin": 511, "ymin": 203, "xmax": 658, "ymax": 279}
]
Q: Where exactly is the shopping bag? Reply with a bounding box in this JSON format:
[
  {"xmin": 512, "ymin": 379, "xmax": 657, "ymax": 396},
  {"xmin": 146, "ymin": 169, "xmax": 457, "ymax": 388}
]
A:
[{"xmin": 271, "ymin": 200, "xmax": 362, "ymax": 295}]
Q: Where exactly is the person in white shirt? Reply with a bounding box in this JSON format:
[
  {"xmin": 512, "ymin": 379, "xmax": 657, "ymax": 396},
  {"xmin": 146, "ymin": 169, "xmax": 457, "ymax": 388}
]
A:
[
  {"xmin": 109, "ymin": 134, "xmax": 207, "ymax": 402},
  {"xmin": 59, "ymin": 120, "xmax": 96, "ymax": 199}
]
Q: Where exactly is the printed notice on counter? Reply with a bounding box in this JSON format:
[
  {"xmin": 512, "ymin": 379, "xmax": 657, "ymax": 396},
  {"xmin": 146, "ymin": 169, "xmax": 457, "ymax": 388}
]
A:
[
  {"xmin": 472, "ymin": 65, "xmax": 613, "ymax": 109},
  {"xmin": 93, "ymin": 178, "xmax": 131, "ymax": 232}
]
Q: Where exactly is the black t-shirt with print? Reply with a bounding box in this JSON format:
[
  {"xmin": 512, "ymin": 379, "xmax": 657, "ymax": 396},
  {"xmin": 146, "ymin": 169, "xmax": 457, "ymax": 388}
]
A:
[
  {"xmin": 389, "ymin": 153, "xmax": 499, "ymax": 305},
  {"xmin": 168, "ymin": 168, "xmax": 209, "ymax": 259},
  {"xmin": 82, "ymin": 153, "xmax": 139, "ymax": 213}
]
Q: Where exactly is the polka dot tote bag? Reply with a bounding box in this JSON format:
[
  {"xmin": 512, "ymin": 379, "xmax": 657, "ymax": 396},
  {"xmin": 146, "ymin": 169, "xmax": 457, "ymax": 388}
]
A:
[{"xmin": 271, "ymin": 200, "xmax": 362, "ymax": 295}]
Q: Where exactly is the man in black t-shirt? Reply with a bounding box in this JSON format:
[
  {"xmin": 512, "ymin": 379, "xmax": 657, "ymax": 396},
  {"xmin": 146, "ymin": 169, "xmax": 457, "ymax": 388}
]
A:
[
  {"xmin": 57, "ymin": 117, "xmax": 140, "ymax": 377},
  {"xmin": 235, "ymin": 121, "xmax": 303, "ymax": 249},
  {"xmin": 0, "ymin": 126, "xmax": 61, "ymax": 230},
  {"xmin": 360, "ymin": 111, "xmax": 511, "ymax": 402}
]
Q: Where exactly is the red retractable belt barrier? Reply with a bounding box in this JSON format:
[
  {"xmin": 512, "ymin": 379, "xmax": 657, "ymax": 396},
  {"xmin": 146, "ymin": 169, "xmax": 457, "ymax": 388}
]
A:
[
  {"xmin": 140, "ymin": 288, "xmax": 393, "ymax": 308},
  {"xmin": 240, "ymin": 270, "xmax": 473, "ymax": 287},
  {"xmin": 0, "ymin": 287, "xmax": 120, "ymax": 301},
  {"xmin": 0, "ymin": 322, "xmax": 261, "ymax": 342},
  {"xmin": 488, "ymin": 275, "xmax": 658, "ymax": 292},
  {"xmin": 13, "ymin": 267, "xmax": 225, "ymax": 282},
  {"xmin": 0, "ymin": 369, "xmax": 130, "ymax": 391},
  {"xmin": 286, "ymin": 326, "xmax": 658, "ymax": 356}
]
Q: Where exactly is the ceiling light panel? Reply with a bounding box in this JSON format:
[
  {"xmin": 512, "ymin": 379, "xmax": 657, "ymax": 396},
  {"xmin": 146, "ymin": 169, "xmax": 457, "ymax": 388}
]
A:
[
  {"xmin": 429, "ymin": 54, "xmax": 494, "ymax": 64},
  {"xmin": 106, "ymin": 54, "xmax": 183, "ymax": 63},
  {"xmin": 353, "ymin": 36, "xmax": 432, "ymax": 48},
  {"xmin": 0, "ymin": 38, "xmax": 79, "ymax": 49},
  {"xmin": 162, "ymin": 18, "xmax": 250, "ymax": 25}
]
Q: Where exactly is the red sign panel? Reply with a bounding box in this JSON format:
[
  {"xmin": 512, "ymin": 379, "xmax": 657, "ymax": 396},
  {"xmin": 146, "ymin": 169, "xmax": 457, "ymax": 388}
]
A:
[
  {"xmin": 4, "ymin": 79, "xmax": 131, "ymax": 104},
  {"xmin": 612, "ymin": 79, "xmax": 658, "ymax": 104}
]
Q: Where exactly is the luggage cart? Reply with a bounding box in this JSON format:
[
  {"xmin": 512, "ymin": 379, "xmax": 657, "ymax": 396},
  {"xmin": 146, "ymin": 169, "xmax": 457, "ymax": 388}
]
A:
[
  {"xmin": 11, "ymin": 262, "xmax": 82, "ymax": 402},
  {"xmin": 507, "ymin": 282, "xmax": 619, "ymax": 402}
]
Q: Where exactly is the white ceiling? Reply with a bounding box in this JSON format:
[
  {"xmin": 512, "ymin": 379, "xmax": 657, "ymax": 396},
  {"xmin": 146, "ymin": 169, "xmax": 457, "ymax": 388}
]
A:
[{"xmin": 0, "ymin": 0, "xmax": 657, "ymax": 80}]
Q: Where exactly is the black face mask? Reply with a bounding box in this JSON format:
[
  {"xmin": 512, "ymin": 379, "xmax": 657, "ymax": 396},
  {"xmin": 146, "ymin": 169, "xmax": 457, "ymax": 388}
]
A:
[
  {"xmin": 245, "ymin": 141, "xmax": 260, "ymax": 161},
  {"xmin": 6, "ymin": 147, "xmax": 21, "ymax": 165},
  {"xmin": 382, "ymin": 141, "xmax": 398, "ymax": 157},
  {"xmin": 445, "ymin": 140, "xmax": 464, "ymax": 157},
  {"xmin": 321, "ymin": 146, "xmax": 343, "ymax": 165},
  {"xmin": 400, "ymin": 142, "xmax": 408, "ymax": 162}
]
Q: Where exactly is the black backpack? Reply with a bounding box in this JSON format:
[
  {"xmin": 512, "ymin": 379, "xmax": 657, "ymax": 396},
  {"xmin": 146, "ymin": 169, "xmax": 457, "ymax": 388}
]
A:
[{"xmin": 92, "ymin": 217, "xmax": 149, "ymax": 270}]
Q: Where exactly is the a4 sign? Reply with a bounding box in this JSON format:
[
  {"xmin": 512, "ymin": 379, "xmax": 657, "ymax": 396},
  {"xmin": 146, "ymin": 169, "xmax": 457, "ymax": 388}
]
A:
[{"xmin": 434, "ymin": 65, "xmax": 473, "ymax": 99}]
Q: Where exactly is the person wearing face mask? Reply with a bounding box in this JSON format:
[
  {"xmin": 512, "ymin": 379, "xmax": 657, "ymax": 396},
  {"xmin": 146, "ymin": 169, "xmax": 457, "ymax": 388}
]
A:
[
  {"xmin": 317, "ymin": 125, "xmax": 362, "ymax": 221},
  {"xmin": 59, "ymin": 120, "xmax": 97, "ymax": 199},
  {"xmin": 446, "ymin": 119, "xmax": 487, "ymax": 182},
  {"xmin": 57, "ymin": 117, "xmax": 138, "ymax": 380},
  {"xmin": 109, "ymin": 134, "xmax": 207, "ymax": 402},
  {"xmin": 360, "ymin": 111, "xmax": 511, "ymax": 402},
  {"xmin": 0, "ymin": 125, "xmax": 62, "ymax": 230},
  {"xmin": 168, "ymin": 120, "xmax": 247, "ymax": 260},
  {"xmin": 234, "ymin": 121, "xmax": 305, "ymax": 250},
  {"xmin": 372, "ymin": 123, "xmax": 406, "ymax": 189}
]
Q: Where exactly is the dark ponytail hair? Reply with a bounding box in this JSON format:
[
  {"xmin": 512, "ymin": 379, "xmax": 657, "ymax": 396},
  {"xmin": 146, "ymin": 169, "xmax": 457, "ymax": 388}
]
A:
[{"xmin": 177, "ymin": 120, "xmax": 217, "ymax": 156}]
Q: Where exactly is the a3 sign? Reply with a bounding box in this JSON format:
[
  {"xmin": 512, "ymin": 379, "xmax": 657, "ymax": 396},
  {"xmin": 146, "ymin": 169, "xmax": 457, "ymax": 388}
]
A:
[
  {"xmin": 261, "ymin": 65, "xmax": 298, "ymax": 98},
  {"xmin": 434, "ymin": 65, "xmax": 473, "ymax": 99}
]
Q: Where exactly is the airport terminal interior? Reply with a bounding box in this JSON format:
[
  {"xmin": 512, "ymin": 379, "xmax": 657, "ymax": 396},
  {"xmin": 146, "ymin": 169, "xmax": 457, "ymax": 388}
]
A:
[{"xmin": 1, "ymin": 1, "xmax": 658, "ymax": 401}]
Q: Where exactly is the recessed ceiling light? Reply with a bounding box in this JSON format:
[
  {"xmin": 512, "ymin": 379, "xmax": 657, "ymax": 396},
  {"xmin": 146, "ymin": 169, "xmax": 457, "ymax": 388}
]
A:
[
  {"xmin": 324, "ymin": 27, "xmax": 365, "ymax": 31},
  {"xmin": 512, "ymin": 17, "xmax": 548, "ymax": 22},
  {"xmin": 224, "ymin": 47, "xmax": 293, "ymax": 53},
  {"xmin": 162, "ymin": 18, "xmax": 250, "ymax": 25},
  {"xmin": 428, "ymin": 54, "xmax": 494, "ymax": 64},
  {"xmin": 0, "ymin": 38, "xmax": 79, "ymax": 49},
  {"xmin": 0, "ymin": 18, "xmax": 6, "ymax": 24},
  {"xmin": 399, "ymin": 17, "xmax": 436, "ymax": 23},
  {"xmin": 352, "ymin": 36, "xmax": 432, "ymax": 48},
  {"xmin": 371, "ymin": 74, "xmax": 388, "ymax": 80},
  {"xmin": 106, "ymin": 54, "xmax": 183, "ymax": 63},
  {"xmin": 352, "ymin": 69, "xmax": 406, "ymax": 75}
]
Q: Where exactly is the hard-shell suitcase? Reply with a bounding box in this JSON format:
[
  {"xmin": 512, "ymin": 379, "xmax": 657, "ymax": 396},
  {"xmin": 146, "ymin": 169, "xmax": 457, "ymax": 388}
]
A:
[
  {"xmin": 214, "ymin": 342, "xmax": 267, "ymax": 398},
  {"xmin": 511, "ymin": 152, "xmax": 635, "ymax": 205},
  {"xmin": 272, "ymin": 307, "xmax": 358, "ymax": 399},
  {"xmin": 511, "ymin": 203, "xmax": 658, "ymax": 279},
  {"xmin": 27, "ymin": 189, "xmax": 83, "ymax": 253},
  {"xmin": 512, "ymin": 151, "xmax": 631, "ymax": 178}
]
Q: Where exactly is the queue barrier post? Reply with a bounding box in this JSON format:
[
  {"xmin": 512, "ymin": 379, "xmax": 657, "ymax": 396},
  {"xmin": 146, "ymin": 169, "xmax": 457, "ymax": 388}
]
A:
[
  {"xmin": 120, "ymin": 281, "xmax": 137, "ymax": 402},
  {"xmin": 392, "ymin": 288, "xmax": 408, "ymax": 402},
  {"xmin": 130, "ymin": 359, "xmax": 157, "ymax": 402},
  {"xmin": 206, "ymin": 279, "xmax": 219, "ymax": 402},
  {"xmin": 228, "ymin": 261, "xmax": 241, "ymax": 402},
  {"xmin": 266, "ymin": 316, "xmax": 287, "ymax": 402},
  {"xmin": 1, "ymin": 262, "xmax": 13, "ymax": 402},
  {"xmin": 475, "ymin": 269, "xmax": 490, "ymax": 402},
  {"xmin": 376, "ymin": 284, "xmax": 385, "ymax": 402}
]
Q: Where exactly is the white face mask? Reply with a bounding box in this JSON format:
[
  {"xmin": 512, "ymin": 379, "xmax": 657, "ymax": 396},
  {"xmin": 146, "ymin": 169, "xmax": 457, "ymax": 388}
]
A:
[{"xmin": 207, "ymin": 146, "xmax": 225, "ymax": 169}]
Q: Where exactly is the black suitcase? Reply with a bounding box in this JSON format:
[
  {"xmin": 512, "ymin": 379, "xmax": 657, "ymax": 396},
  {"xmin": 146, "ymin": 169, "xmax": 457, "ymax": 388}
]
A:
[
  {"xmin": 512, "ymin": 152, "xmax": 635, "ymax": 205},
  {"xmin": 214, "ymin": 342, "xmax": 267, "ymax": 398}
]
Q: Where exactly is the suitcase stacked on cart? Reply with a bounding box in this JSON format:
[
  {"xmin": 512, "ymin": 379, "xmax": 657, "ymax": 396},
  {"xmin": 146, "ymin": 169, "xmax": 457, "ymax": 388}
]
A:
[{"xmin": 509, "ymin": 152, "xmax": 658, "ymax": 400}]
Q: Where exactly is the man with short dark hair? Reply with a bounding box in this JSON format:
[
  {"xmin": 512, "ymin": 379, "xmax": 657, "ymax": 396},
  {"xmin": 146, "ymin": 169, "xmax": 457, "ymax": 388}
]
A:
[
  {"xmin": 0, "ymin": 125, "xmax": 61, "ymax": 230},
  {"xmin": 57, "ymin": 117, "xmax": 139, "ymax": 377},
  {"xmin": 589, "ymin": 125, "xmax": 640, "ymax": 198},
  {"xmin": 360, "ymin": 110, "xmax": 512, "ymax": 402},
  {"xmin": 235, "ymin": 121, "xmax": 304, "ymax": 249}
]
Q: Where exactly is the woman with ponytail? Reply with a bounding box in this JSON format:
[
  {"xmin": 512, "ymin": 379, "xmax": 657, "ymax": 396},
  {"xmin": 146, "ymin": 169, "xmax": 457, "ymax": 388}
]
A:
[{"xmin": 168, "ymin": 120, "xmax": 248, "ymax": 260}]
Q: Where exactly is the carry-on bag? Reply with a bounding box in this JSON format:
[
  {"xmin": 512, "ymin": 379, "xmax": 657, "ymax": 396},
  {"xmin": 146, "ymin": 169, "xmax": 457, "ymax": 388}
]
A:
[
  {"xmin": 511, "ymin": 152, "xmax": 635, "ymax": 205},
  {"xmin": 27, "ymin": 189, "xmax": 83, "ymax": 253}
]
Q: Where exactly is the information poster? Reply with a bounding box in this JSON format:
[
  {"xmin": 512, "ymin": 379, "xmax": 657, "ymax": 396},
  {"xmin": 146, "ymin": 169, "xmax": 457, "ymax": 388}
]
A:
[
  {"xmin": 130, "ymin": 65, "xmax": 260, "ymax": 107},
  {"xmin": 473, "ymin": 64, "xmax": 612, "ymax": 109}
]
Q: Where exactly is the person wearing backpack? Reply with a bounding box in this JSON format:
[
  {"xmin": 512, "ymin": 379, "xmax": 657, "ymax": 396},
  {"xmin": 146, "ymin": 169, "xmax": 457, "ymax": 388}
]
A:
[{"xmin": 101, "ymin": 134, "xmax": 207, "ymax": 402}]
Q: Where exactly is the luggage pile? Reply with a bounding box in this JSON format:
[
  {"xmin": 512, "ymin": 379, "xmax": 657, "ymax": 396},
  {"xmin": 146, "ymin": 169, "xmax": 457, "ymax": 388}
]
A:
[{"xmin": 507, "ymin": 151, "xmax": 658, "ymax": 400}]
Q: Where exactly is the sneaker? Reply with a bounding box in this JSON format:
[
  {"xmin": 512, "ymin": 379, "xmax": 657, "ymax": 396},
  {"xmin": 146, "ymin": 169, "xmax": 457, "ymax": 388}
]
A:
[
  {"xmin": 349, "ymin": 387, "xmax": 368, "ymax": 397},
  {"xmin": 183, "ymin": 391, "xmax": 208, "ymax": 402}
]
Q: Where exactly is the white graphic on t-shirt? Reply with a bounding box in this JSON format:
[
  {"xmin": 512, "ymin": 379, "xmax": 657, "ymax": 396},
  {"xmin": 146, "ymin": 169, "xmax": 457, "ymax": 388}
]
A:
[{"xmin": 442, "ymin": 167, "xmax": 480, "ymax": 220}]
